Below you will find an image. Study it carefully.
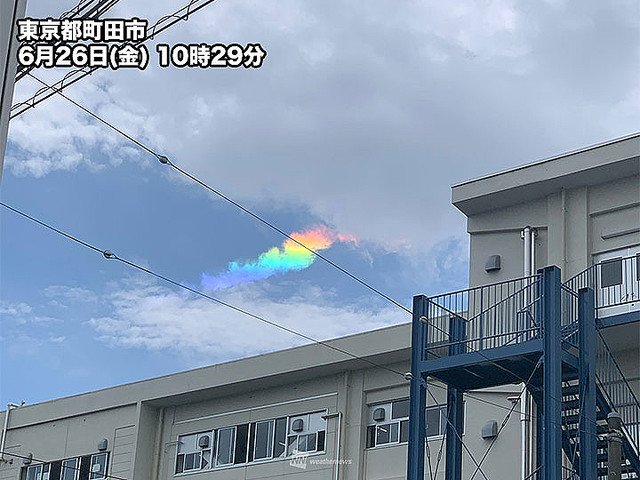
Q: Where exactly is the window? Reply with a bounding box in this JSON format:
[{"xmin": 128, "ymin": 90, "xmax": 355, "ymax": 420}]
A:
[
  {"xmin": 253, "ymin": 420, "xmax": 275, "ymax": 460},
  {"xmin": 366, "ymin": 400, "xmax": 447, "ymax": 448},
  {"xmin": 89, "ymin": 453, "xmax": 108, "ymax": 480},
  {"xmin": 273, "ymin": 417, "xmax": 287, "ymax": 458},
  {"xmin": 24, "ymin": 455, "xmax": 107, "ymax": 480},
  {"xmin": 286, "ymin": 412, "xmax": 326, "ymax": 456},
  {"xmin": 601, "ymin": 258, "xmax": 623, "ymax": 288},
  {"xmin": 425, "ymin": 405, "xmax": 447, "ymax": 437},
  {"xmin": 366, "ymin": 399, "xmax": 409, "ymax": 448},
  {"xmin": 62, "ymin": 458, "xmax": 79, "ymax": 480},
  {"xmin": 215, "ymin": 427, "xmax": 235, "ymax": 466},
  {"xmin": 234, "ymin": 424, "xmax": 249, "ymax": 465},
  {"xmin": 173, "ymin": 410, "xmax": 326, "ymax": 475},
  {"xmin": 26, "ymin": 465, "xmax": 48, "ymax": 480},
  {"xmin": 175, "ymin": 432, "xmax": 212, "ymax": 474}
]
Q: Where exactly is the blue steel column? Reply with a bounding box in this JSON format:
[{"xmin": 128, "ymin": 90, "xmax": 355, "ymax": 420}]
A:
[
  {"xmin": 408, "ymin": 295, "xmax": 428, "ymax": 480},
  {"xmin": 445, "ymin": 314, "xmax": 466, "ymax": 480},
  {"xmin": 541, "ymin": 266, "xmax": 562, "ymax": 480},
  {"xmin": 578, "ymin": 287, "xmax": 597, "ymax": 480}
]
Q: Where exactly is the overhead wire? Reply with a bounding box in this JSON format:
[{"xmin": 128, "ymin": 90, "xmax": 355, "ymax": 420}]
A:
[
  {"xmin": 14, "ymin": 74, "xmax": 555, "ymax": 422},
  {"xmin": 0, "ymin": 201, "xmax": 543, "ymax": 421},
  {"xmin": 11, "ymin": 0, "xmax": 222, "ymax": 118},
  {"xmin": 25, "ymin": 72, "xmax": 553, "ymax": 404}
]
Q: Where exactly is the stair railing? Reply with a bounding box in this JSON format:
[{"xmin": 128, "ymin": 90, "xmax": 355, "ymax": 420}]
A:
[
  {"xmin": 564, "ymin": 254, "xmax": 640, "ymax": 317},
  {"xmin": 595, "ymin": 332, "xmax": 640, "ymax": 458},
  {"xmin": 424, "ymin": 274, "xmax": 541, "ymax": 357}
]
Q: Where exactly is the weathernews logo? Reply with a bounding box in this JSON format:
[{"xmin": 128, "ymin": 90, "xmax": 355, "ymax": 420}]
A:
[
  {"xmin": 289, "ymin": 450, "xmax": 309, "ymax": 469},
  {"xmin": 289, "ymin": 451, "xmax": 353, "ymax": 470}
]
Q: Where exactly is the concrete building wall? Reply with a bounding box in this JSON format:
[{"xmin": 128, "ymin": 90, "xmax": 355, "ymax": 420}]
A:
[
  {"xmin": 0, "ymin": 405, "xmax": 137, "ymax": 480},
  {"xmin": 465, "ymin": 174, "xmax": 639, "ymax": 287}
]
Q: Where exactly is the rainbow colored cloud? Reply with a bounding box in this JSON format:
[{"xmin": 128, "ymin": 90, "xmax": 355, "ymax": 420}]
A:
[{"xmin": 201, "ymin": 225, "xmax": 357, "ymax": 291}]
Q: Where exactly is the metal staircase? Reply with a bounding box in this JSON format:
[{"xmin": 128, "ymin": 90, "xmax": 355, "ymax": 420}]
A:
[{"xmin": 407, "ymin": 262, "xmax": 640, "ymax": 480}]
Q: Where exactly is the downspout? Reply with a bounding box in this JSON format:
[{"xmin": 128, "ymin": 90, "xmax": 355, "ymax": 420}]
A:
[
  {"xmin": 335, "ymin": 412, "xmax": 343, "ymax": 480},
  {"xmin": 0, "ymin": 402, "xmax": 23, "ymax": 463},
  {"xmin": 520, "ymin": 226, "xmax": 536, "ymax": 480},
  {"xmin": 322, "ymin": 411, "xmax": 343, "ymax": 480}
]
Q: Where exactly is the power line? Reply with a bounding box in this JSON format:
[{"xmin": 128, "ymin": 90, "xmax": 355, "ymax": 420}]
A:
[
  {"xmin": 0, "ymin": 201, "xmax": 405, "ymax": 379},
  {"xmin": 468, "ymin": 360, "xmax": 541, "ymax": 480},
  {"xmin": 424, "ymin": 387, "xmax": 490, "ymax": 480},
  {"xmin": 0, "ymin": 451, "xmax": 128, "ymax": 480},
  {"xmin": 10, "ymin": 73, "xmax": 553, "ymax": 420},
  {"xmin": 1, "ymin": 201, "xmax": 541, "ymax": 420},
  {"xmin": 24, "ymin": 72, "xmax": 557, "ymax": 395},
  {"xmin": 26, "ymin": 72, "xmax": 413, "ymax": 316},
  {"xmin": 11, "ymin": 0, "xmax": 223, "ymax": 118},
  {"xmin": 19, "ymin": 74, "xmax": 546, "ymax": 402},
  {"xmin": 16, "ymin": 0, "xmax": 121, "ymax": 82}
]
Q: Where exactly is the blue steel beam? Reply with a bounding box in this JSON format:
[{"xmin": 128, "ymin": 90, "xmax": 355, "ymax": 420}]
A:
[
  {"xmin": 445, "ymin": 315, "xmax": 465, "ymax": 480},
  {"xmin": 408, "ymin": 295, "xmax": 428, "ymax": 480},
  {"xmin": 579, "ymin": 287, "xmax": 597, "ymax": 480},
  {"xmin": 541, "ymin": 266, "xmax": 562, "ymax": 480}
]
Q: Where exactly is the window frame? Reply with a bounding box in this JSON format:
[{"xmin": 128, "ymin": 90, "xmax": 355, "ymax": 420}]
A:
[
  {"xmin": 61, "ymin": 457, "xmax": 80, "ymax": 480},
  {"xmin": 175, "ymin": 431, "xmax": 213, "ymax": 474},
  {"xmin": 173, "ymin": 409, "xmax": 327, "ymax": 476},
  {"xmin": 26, "ymin": 464, "xmax": 44, "ymax": 480},
  {"xmin": 252, "ymin": 419, "xmax": 275, "ymax": 462},
  {"xmin": 285, "ymin": 411, "xmax": 327, "ymax": 456},
  {"xmin": 88, "ymin": 452, "xmax": 109, "ymax": 480},
  {"xmin": 366, "ymin": 399, "xmax": 448, "ymax": 449},
  {"xmin": 214, "ymin": 426, "xmax": 236, "ymax": 467}
]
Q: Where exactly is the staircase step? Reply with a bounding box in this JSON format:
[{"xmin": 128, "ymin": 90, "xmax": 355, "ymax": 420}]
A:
[
  {"xmin": 563, "ymin": 411, "xmax": 608, "ymax": 425},
  {"xmin": 597, "ymin": 463, "xmax": 637, "ymax": 476},
  {"xmin": 562, "ymin": 398, "xmax": 581, "ymax": 410},
  {"xmin": 563, "ymin": 384, "xmax": 580, "ymax": 396},
  {"xmin": 565, "ymin": 425, "xmax": 609, "ymax": 437}
]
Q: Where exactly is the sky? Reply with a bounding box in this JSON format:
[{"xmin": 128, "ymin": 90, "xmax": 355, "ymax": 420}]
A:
[{"xmin": 1, "ymin": 0, "xmax": 639, "ymax": 406}]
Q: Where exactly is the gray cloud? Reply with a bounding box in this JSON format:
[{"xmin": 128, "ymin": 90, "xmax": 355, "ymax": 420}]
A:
[{"xmin": 9, "ymin": 0, "xmax": 639, "ymax": 253}]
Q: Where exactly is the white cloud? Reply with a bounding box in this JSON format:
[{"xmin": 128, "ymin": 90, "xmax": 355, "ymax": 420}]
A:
[
  {"xmin": 0, "ymin": 301, "xmax": 33, "ymax": 316},
  {"xmin": 0, "ymin": 300, "xmax": 59, "ymax": 325},
  {"xmin": 88, "ymin": 277, "xmax": 406, "ymax": 360},
  {"xmin": 43, "ymin": 285, "xmax": 98, "ymax": 304}
]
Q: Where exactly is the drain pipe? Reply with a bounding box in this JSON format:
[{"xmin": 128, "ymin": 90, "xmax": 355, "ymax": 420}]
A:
[
  {"xmin": 322, "ymin": 412, "xmax": 343, "ymax": 480},
  {"xmin": 520, "ymin": 226, "xmax": 536, "ymax": 480},
  {"xmin": 0, "ymin": 402, "xmax": 24, "ymax": 463}
]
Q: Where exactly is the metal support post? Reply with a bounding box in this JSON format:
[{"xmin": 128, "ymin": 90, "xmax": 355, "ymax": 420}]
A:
[
  {"xmin": 408, "ymin": 295, "xmax": 428, "ymax": 480},
  {"xmin": 607, "ymin": 413, "xmax": 623, "ymax": 480},
  {"xmin": 445, "ymin": 314, "xmax": 465, "ymax": 480},
  {"xmin": 578, "ymin": 287, "xmax": 597, "ymax": 480},
  {"xmin": 541, "ymin": 266, "xmax": 562, "ymax": 480}
]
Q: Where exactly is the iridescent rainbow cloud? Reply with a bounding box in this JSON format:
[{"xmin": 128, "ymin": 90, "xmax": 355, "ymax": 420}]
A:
[{"xmin": 201, "ymin": 225, "xmax": 357, "ymax": 291}]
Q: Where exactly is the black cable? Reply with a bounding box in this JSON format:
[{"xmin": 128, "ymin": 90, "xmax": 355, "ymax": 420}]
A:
[
  {"xmin": 26, "ymin": 73, "xmax": 412, "ymax": 315},
  {"xmin": 0, "ymin": 201, "xmax": 405, "ymax": 379},
  {"xmin": 27, "ymin": 73, "xmax": 158, "ymax": 158},
  {"xmin": 468, "ymin": 359, "xmax": 542, "ymax": 480},
  {"xmin": 26, "ymin": 72, "xmax": 558, "ymax": 398},
  {"xmin": 0, "ymin": 451, "xmax": 128, "ymax": 480},
  {"xmin": 0, "ymin": 201, "xmax": 546, "ymax": 420},
  {"xmin": 11, "ymin": 0, "xmax": 222, "ymax": 117},
  {"xmin": 424, "ymin": 387, "xmax": 491, "ymax": 480},
  {"xmin": 11, "ymin": 77, "xmax": 564, "ymax": 422},
  {"xmin": 25, "ymin": 73, "xmax": 577, "ymax": 408}
]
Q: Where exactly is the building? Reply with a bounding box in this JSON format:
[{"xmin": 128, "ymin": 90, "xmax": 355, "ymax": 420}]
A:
[{"xmin": 1, "ymin": 133, "xmax": 638, "ymax": 480}]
